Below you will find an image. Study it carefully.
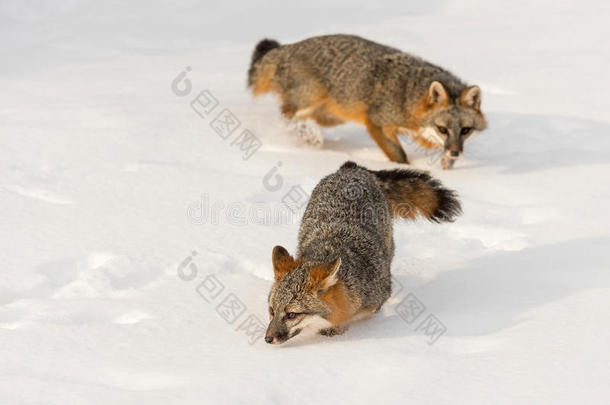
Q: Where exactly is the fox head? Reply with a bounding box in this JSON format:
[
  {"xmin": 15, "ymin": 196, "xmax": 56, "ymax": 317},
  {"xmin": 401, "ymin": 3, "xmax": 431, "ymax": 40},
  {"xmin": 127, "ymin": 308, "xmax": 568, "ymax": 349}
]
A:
[
  {"xmin": 413, "ymin": 81, "xmax": 487, "ymax": 169},
  {"xmin": 265, "ymin": 246, "xmax": 341, "ymax": 345}
]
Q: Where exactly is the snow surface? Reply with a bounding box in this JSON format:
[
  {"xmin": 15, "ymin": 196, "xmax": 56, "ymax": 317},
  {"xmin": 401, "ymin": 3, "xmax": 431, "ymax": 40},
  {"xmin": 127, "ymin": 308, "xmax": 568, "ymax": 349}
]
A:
[{"xmin": 1, "ymin": 0, "xmax": 610, "ymax": 403}]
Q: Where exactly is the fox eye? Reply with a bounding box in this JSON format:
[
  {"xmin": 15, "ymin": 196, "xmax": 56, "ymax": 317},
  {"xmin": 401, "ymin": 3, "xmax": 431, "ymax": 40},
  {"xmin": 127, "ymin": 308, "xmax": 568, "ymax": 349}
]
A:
[
  {"xmin": 285, "ymin": 312, "xmax": 298, "ymax": 320},
  {"xmin": 460, "ymin": 127, "xmax": 472, "ymax": 136},
  {"xmin": 437, "ymin": 126, "xmax": 448, "ymax": 134}
]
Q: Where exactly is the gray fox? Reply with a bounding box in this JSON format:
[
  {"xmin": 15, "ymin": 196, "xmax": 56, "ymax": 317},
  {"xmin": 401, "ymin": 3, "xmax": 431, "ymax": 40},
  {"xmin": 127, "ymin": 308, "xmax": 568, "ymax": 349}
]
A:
[
  {"xmin": 248, "ymin": 34, "xmax": 487, "ymax": 169},
  {"xmin": 265, "ymin": 161, "xmax": 461, "ymax": 344}
]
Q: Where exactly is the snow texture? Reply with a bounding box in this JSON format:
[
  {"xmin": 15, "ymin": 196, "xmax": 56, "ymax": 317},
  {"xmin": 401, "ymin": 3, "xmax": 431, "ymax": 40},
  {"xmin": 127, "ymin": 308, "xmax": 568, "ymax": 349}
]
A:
[{"xmin": 1, "ymin": 0, "xmax": 609, "ymax": 404}]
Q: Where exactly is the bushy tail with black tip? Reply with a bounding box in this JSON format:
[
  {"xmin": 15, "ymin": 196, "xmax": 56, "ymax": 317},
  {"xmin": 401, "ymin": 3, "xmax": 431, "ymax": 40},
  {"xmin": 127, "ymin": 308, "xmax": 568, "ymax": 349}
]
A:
[
  {"xmin": 340, "ymin": 161, "xmax": 462, "ymax": 223},
  {"xmin": 247, "ymin": 38, "xmax": 280, "ymax": 88}
]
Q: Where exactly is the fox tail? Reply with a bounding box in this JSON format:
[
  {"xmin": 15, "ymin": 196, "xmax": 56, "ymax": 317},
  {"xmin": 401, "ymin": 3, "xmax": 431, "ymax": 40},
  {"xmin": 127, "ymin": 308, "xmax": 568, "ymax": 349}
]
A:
[
  {"xmin": 341, "ymin": 161, "xmax": 462, "ymax": 223},
  {"xmin": 247, "ymin": 38, "xmax": 280, "ymax": 88}
]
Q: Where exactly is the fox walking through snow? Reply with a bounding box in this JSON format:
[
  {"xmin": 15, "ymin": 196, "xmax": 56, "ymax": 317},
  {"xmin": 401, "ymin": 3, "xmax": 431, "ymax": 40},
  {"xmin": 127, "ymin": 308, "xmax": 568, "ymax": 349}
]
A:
[
  {"xmin": 265, "ymin": 162, "xmax": 461, "ymax": 344},
  {"xmin": 248, "ymin": 34, "xmax": 487, "ymax": 169}
]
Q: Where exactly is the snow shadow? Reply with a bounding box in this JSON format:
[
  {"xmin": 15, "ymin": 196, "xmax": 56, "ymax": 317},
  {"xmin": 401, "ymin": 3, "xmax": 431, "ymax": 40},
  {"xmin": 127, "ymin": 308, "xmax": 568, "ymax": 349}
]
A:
[
  {"xmin": 349, "ymin": 236, "xmax": 610, "ymax": 341},
  {"xmin": 321, "ymin": 113, "xmax": 610, "ymax": 174}
]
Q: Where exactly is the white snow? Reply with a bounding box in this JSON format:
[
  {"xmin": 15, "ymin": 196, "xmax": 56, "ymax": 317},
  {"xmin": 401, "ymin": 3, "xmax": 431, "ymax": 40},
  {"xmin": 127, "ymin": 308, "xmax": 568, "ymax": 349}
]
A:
[{"xmin": 1, "ymin": 0, "xmax": 610, "ymax": 403}]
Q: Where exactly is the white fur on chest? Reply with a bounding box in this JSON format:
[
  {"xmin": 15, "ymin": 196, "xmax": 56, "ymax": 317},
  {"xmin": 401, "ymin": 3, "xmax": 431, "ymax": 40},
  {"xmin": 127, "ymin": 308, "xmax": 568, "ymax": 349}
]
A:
[
  {"xmin": 398, "ymin": 126, "xmax": 444, "ymax": 146},
  {"xmin": 418, "ymin": 127, "xmax": 445, "ymax": 145},
  {"xmin": 300, "ymin": 314, "xmax": 333, "ymax": 332},
  {"xmin": 289, "ymin": 315, "xmax": 333, "ymax": 340}
]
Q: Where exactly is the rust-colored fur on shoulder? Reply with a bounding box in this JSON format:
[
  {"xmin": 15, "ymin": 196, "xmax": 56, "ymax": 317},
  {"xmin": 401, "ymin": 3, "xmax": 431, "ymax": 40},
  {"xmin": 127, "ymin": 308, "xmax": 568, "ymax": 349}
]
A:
[
  {"xmin": 319, "ymin": 281, "xmax": 358, "ymax": 326},
  {"xmin": 306, "ymin": 260, "xmax": 359, "ymax": 326}
]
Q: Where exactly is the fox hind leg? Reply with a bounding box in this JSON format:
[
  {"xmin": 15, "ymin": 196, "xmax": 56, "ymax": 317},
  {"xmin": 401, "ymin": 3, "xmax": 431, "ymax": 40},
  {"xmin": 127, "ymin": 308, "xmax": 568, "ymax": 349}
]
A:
[
  {"xmin": 289, "ymin": 103, "xmax": 347, "ymax": 147},
  {"xmin": 286, "ymin": 118, "xmax": 324, "ymax": 147},
  {"xmin": 280, "ymin": 89, "xmax": 326, "ymax": 147},
  {"xmin": 310, "ymin": 106, "xmax": 345, "ymax": 127}
]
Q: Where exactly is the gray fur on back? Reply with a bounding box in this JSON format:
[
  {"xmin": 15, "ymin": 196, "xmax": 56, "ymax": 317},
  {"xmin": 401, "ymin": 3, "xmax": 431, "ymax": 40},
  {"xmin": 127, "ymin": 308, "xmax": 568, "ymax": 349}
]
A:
[
  {"xmin": 265, "ymin": 34, "xmax": 466, "ymax": 126},
  {"xmin": 296, "ymin": 163, "xmax": 394, "ymax": 310}
]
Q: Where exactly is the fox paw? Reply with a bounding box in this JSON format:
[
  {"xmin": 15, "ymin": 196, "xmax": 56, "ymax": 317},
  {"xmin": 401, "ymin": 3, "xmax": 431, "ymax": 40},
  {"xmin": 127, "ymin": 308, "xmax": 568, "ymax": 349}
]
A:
[
  {"xmin": 319, "ymin": 325, "xmax": 348, "ymax": 337},
  {"xmin": 441, "ymin": 155, "xmax": 456, "ymax": 170},
  {"xmin": 288, "ymin": 119, "xmax": 324, "ymax": 147}
]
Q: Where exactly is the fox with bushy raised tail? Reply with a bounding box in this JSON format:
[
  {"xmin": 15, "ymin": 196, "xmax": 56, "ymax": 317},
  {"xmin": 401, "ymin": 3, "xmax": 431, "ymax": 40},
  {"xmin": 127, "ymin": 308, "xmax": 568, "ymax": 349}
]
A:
[
  {"xmin": 265, "ymin": 161, "xmax": 461, "ymax": 344},
  {"xmin": 248, "ymin": 34, "xmax": 487, "ymax": 169}
]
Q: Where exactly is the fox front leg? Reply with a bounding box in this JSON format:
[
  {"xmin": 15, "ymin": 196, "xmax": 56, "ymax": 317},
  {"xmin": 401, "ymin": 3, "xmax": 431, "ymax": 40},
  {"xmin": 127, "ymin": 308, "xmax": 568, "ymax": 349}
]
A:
[
  {"xmin": 319, "ymin": 324, "xmax": 348, "ymax": 337},
  {"xmin": 365, "ymin": 122, "xmax": 408, "ymax": 164},
  {"xmin": 441, "ymin": 153, "xmax": 457, "ymax": 170},
  {"xmin": 282, "ymin": 108, "xmax": 324, "ymax": 147}
]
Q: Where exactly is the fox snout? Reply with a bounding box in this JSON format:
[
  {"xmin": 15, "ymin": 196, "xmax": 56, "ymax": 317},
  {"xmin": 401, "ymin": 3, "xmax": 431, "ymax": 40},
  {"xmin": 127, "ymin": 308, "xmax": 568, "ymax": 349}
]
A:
[
  {"xmin": 265, "ymin": 322, "xmax": 301, "ymax": 344},
  {"xmin": 264, "ymin": 316, "xmax": 291, "ymax": 344},
  {"xmin": 264, "ymin": 325, "xmax": 288, "ymax": 345},
  {"xmin": 444, "ymin": 137, "xmax": 463, "ymax": 158}
]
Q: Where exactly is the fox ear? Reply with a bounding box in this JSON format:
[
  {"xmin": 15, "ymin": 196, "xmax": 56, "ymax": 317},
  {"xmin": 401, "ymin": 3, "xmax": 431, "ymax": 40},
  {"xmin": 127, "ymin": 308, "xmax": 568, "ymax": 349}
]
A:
[
  {"xmin": 272, "ymin": 245, "xmax": 295, "ymax": 281},
  {"xmin": 309, "ymin": 257, "xmax": 342, "ymax": 291},
  {"xmin": 427, "ymin": 81, "xmax": 449, "ymax": 106},
  {"xmin": 460, "ymin": 85, "xmax": 482, "ymax": 110}
]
